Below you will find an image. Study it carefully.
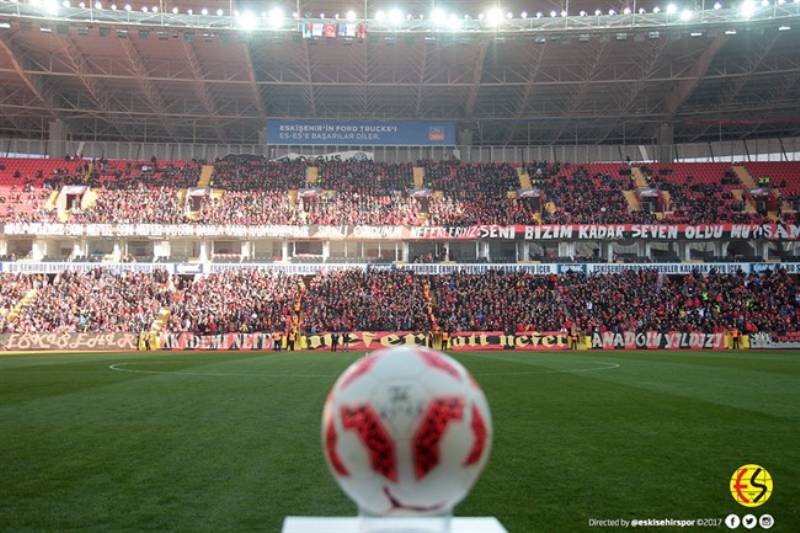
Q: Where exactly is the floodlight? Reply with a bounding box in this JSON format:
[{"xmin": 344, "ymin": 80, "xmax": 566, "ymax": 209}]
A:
[
  {"xmin": 623, "ymin": 7, "xmax": 632, "ymax": 14},
  {"xmin": 375, "ymin": 10, "xmax": 385, "ymax": 22},
  {"xmin": 714, "ymin": 1, "xmax": 722, "ymax": 7},
  {"xmin": 431, "ymin": 7, "xmax": 447, "ymax": 25},
  {"xmin": 485, "ymin": 7, "xmax": 503, "ymax": 26},
  {"xmin": 447, "ymin": 13, "xmax": 463, "ymax": 30},
  {"xmin": 268, "ymin": 7, "xmax": 284, "ymax": 29},
  {"xmin": 666, "ymin": 3, "xmax": 677, "ymax": 14},
  {"xmin": 237, "ymin": 10, "xmax": 257, "ymax": 31},
  {"xmin": 521, "ymin": 11, "xmax": 527, "ymax": 18},
  {"xmin": 44, "ymin": 0, "xmax": 59, "ymax": 15},
  {"xmin": 346, "ymin": 10, "xmax": 356, "ymax": 21},
  {"xmin": 94, "ymin": 1, "xmax": 101, "ymax": 9},
  {"xmin": 680, "ymin": 8, "xmax": 694, "ymax": 20},
  {"xmin": 740, "ymin": 0, "xmax": 756, "ymax": 17},
  {"xmin": 200, "ymin": 8, "xmax": 208, "ymax": 16},
  {"xmin": 388, "ymin": 8, "xmax": 403, "ymax": 25}
]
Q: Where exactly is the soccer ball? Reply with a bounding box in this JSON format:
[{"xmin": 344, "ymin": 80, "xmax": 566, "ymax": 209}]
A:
[{"xmin": 321, "ymin": 346, "xmax": 493, "ymax": 516}]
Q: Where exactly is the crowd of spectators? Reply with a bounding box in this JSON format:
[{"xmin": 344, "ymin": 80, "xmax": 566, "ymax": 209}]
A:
[
  {"xmin": 0, "ymin": 268, "xmax": 796, "ymax": 335},
  {"xmin": 7, "ymin": 269, "xmax": 170, "ymax": 333},
  {"xmin": 1, "ymin": 157, "xmax": 798, "ymax": 226},
  {"xmin": 303, "ymin": 270, "xmax": 433, "ymax": 332},
  {"xmin": 167, "ymin": 270, "xmax": 302, "ymax": 334}
]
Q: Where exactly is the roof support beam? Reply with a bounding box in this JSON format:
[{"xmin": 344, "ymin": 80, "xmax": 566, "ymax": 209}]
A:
[
  {"xmin": 664, "ymin": 34, "xmax": 727, "ymax": 116},
  {"xmin": 504, "ymin": 42, "xmax": 548, "ymax": 144},
  {"xmin": 301, "ymin": 39, "xmax": 317, "ymax": 116},
  {"xmin": 0, "ymin": 32, "xmax": 59, "ymax": 121},
  {"xmin": 181, "ymin": 39, "xmax": 226, "ymax": 143},
  {"xmin": 119, "ymin": 37, "xmax": 179, "ymax": 141},
  {"xmin": 240, "ymin": 41, "xmax": 265, "ymax": 120},
  {"xmin": 464, "ymin": 40, "xmax": 489, "ymax": 117}
]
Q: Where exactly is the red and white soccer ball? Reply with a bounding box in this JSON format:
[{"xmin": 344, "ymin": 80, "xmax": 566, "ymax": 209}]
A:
[{"xmin": 321, "ymin": 346, "xmax": 493, "ymax": 516}]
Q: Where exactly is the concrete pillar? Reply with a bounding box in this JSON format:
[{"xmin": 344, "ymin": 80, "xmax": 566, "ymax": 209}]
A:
[
  {"xmin": 721, "ymin": 242, "xmax": 729, "ymax": 259},
  {"xmin": 240, "ymin": 241, "xmax": 251, "ymax": 261},
  {"xmin": 48, "ymin": 120, "xmax": 68, "ymax": 158},
  {"xmin": 402, "ymin": 242, "xmax": 409, "ymax": 262},
  {"xmin": 0, "ymin": 239, "xmax": 7, "ymax": 257},
  {"xmin": 32, "ymin": 240, "xmax": 46, "ymax": 261},
  {"xmin": 258, "ymin": 129, "xmax": 267, "ymax": 145},
  {"xmin": 644, "ymin": 242, "xmax": 652, "ymax": 260},
  {"xmin": 322, "ymin": 241, "xmax": 330, "ymax": 260},
  {"xmin": 444, "ymin": 241, "xmax": 450, "ymax": 261},
  {"xmin": 281, "ymin": 240, "xmax": 290, "ymax": 262},
  {"xmin": 607, "ymin": 242, "xmax": 615, "ymax": 262},
  {"xmin": 656, "ymin": 122, "xmax": 674, "ymax": 163},
  {"xmin": 761, "ymin": 242, "xmax": 770, "ymax": 261},
  {"xmin": 199, "ymin": 241, "xmax": 209, "ymax": 262},
  {"xmin": 684, "ymin": 242, "xmax": 693, "ymax": 262}
]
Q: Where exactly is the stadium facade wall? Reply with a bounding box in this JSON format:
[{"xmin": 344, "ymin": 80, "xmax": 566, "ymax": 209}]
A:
[
  {"xmin": 1, "ymin": 262, "xmax": 797, "ymax": 276},
  {"xmin": 3, "ymin": 137, "xmax": 800, "ymax": 163}
]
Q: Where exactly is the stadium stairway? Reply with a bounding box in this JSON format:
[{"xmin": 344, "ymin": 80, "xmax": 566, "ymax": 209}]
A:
[
  {"xmin": 81, "ymin": 188, "xmax": 99, "ymax": 210},
  {"xmin": 623, "ymin": 190, "xmax": 641, "ymax": 212},
  {"xmin": 731, "ymin": 189, "xmax": 757, "ymax": 214},
  {"xmin": 148, "ymin": 308, "xmax": 171, "ymax": 347},
  {"xmin": 306, "ymin": 166, "xmax": 318, "ymax": 186},
  {"xmin": 45, "ymin": 191, "xmax": 58, "ymax": 210},
  {"xmin": 413, "ymin": 166, "xmax": 425, "ymax": 189},
  {"xmin": 197, "ymin": 165, "xmax": 214, "ymax": 188},
  {"xmin": 517, "ymin": 168, "xmax": 533, "ymax": 190},
  {"xmin": 732, "ymin": 165, "xmax": 757, "ymax": 189},
  {"xmin": 4, "ymin": 289, "xmax": 37, "ymax": 324},
  {"xmin": 630, "ymin": 167, "xmax": 650, "ymax": 188},
  {"xmin": 422, "ymin": 281, "xmax": 439, "ymax": 332}
]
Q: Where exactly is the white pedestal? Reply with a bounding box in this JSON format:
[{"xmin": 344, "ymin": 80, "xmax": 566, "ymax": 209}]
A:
[{"xmin": 282, "ymin": 516, "xmax": 508, "ymax": 533}]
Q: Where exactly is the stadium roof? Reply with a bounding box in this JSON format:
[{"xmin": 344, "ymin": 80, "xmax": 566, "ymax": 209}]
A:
[{"xmin": 1, "ymin": 0, "xmax": 800, "ymax": 146}]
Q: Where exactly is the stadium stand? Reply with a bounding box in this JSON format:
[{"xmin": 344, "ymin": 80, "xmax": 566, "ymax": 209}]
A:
[
  {"xmin": 0, "ymin": 268, "xmax": 796, "ymax": 337},
  {"xmin": 1, "ymin": 158, "xmax": 800, "ymax": 226}
]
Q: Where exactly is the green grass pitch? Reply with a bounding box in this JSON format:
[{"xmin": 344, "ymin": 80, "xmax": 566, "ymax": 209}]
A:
[{"xmin": 1, "ymin": 350, "xmax": 798, "ymax": 532}]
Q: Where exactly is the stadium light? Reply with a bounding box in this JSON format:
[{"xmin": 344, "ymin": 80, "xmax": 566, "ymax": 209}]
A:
[
  {"xmin": 609, "ymin": 9, "xmax": 616, "ymax": 15},
  {"xmin": 124, "ymin": 3, "xmax": 130, "ymax": 11},
  {"xmin": 714, "ymin": 2, "xmax": 722, "ymax": 8},
  {"xmin": 216, "ymin": 8, "xmax": 223, "ymax": 16},
  {"xmin": 561, "ymin": 9, "xmax": 568, "ymax": 16},
  {"xmin": 77, "ymin": 1, "xmax": 84, "ymax": 8},
  {"xmin": 740, "ymin": 0, "xmax": 756, "ymax": 17},
  {"xmin": 200, "ymin": 8, "xmax": 208, "ymax": 16},
  {"xmin": 151, "ymin": 6, "xmax": 157, "ymax": 13},
  {"xmin": 447, "ymin": 13, "xmax": 463, "ymax": 30},
  {"xmin": 760, "ymin": 0, "xmax": 768, "ymax": 5},
  {"xmin": 44, "ymin": 0, "xmax": 59, "ymax": 15},
  {"xmin": 485, "ymin": 7, "xmax": 503, "ymax": 26},
  {"xmin": 550, "ymin": 10, "xmax": 557, "ymax": 17},
  {"xmin": 388, "ymin": 7, "xmax": 403, "ymax": 25},
  {"xmin": 639, "ymin": 7, "xmax": 647, "ymax": 13},
  {"xmin": 653, "ymin": 6, "xmax": 662, "ymax": 13},
  {"xmin": 375, "ymin": 9, "xmax": 385, "ymax": 22},
  {"xmin": 346, "ymin": 10, "xmax": 356, "ymax": 22},
  {"xmin": 237, "ymin": 10, "xmax": 257, "ymax": 31},
  {"xmin": 680, "ymin": 8, "xmax": 694, "ymax": 20},
  {"xmin": 666, "ymin": 3, "xmax": 677, "ymax": 14},
  {"xmin": 623, "ymin": 7, "xmax": 632, "ymax": 14},
  {"xmin": 94, "ymin": 1, "xmax": 102, "ymax": 9},
  {"xmin": 141, "ymin": 6, "xmax": 147, "ymax": 12},
  {"xmin": 171, "ymin": 7, "xmax": 178, "ymax": 14},
  {"xmin": 62, "ymin": 0, "xmax": 70, "ymax": 7},
  {"xmin": 521, "ymin": 11, "xmax": 527, "ymax": 18},
  {"xmin": 268, "ymin": 6, "xmax": 284, "ymax": 29},
  {"xmin": 430, "ymin": 7, "xmax": 447, "ymax": 25},
  {"xmin": 506, "ymin": 11, "xmax": 513, "ymax": 19},
  {"xmin": 536, "ymin": 11, "xmax": 542, "ymax": 18},
  {"xmin": 187, "ymin": 8, "xmax": 192, "ymax": 15},
  {"xmin": 580, "ymin": 10, "xmax": 587, "ymax": 16},
  {"xmin": 595, "ymin": 9, "xmax": 602, "ymax": 15},
  {"xmin": 110, "ymin": 3, "xmax": 117, "ymax": 10}
]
